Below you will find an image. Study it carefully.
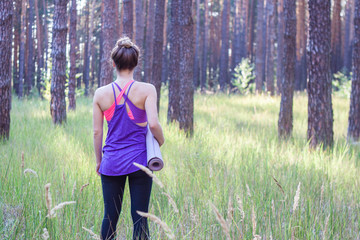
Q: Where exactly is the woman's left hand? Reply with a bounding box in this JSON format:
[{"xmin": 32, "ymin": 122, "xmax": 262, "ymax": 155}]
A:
[{"xmin": 96, "ymin": 162, "xmax": 101, "ymax": 176}]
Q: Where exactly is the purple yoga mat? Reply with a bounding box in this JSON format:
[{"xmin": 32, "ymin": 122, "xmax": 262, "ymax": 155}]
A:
[{"xmin": 146, "ymin": 126, "xmax": 164, "ymax": 171}]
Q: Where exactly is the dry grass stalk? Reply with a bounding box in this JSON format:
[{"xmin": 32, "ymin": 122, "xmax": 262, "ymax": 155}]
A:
[
  {"xmin": 24, "ymin": 168, "xmax": 38, "ymax": 177},
  {"xmin": 271, "ymin": 199, "xmax": 275, "ymax": 217},
  {"xmin": 136, "ymin": 211, "xmax": 175, "ymax": 239},
  {"xmin": 41, "ymin": 228, "xmax": 49, "ymax": 240},
  {"xmin": 236, "ymin": 194, "xmax": 245, "ymax": 221},
  {"xmin": 47, "ymin": 201, "xmax": 76, "ymax": 218},
  {"xmin": 133, "ymin": 162, "xmax": 164, "ymax": 188},
  {"xmin": 162, "ymin": 192, "xmax": 179, "ymax": 213},
  {"xmin": 21, "ymin": 151, "xmax": 24, "ymax": 170},
  {"xmin": 189, "ymin": 201, "xmax": 197, "ymax": 224},
  {"xmin": 80, "ymin": 183, "xmax": 89, "ymax": 194},
  {"xmin": 62, "ymin": 171, "xmax": 66, "ymax": 185},
  {"xmin": 322, "ymin": 214, "xmax": 330, "ymax": 240},
  {"xmin": 252, "ymin": 205, "xmax": 257, "ymax": 238},
  {"xmin": 82, "ymin": 226, "xmax": 101, "ymax": 240},
  {"xmin": 320, "ymin": 183, "xmax": 324, "ymax": 207},
  {"xmin": 44, "ymin": 183, "xmax": 52, "ymax": 217},
  {"xmin": 292, "ymin": 182, "xmax": 301, "ymax": 213},
  {"xmin": 246, "ymin": 184, "xmax": 252, "ymax": 197},
  {"xmin": 72, "ymin": 181, "xmax": 76, "ymax": 198},
  {"xmin": 226, "ymin": 196, "xmax": 234, "ymax": 226},
  {"xmin": 209, "ymin": 202, "xmax": 231, "ymax": 240},
  {"xmin": 272, "ymin": 176, "xmax": 285, "ymax": 195}
]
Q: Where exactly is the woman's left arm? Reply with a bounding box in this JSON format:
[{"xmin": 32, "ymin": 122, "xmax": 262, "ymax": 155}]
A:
[{"xmin": 93, "ymin": 91, "xmax": 104, "ymax": 176}]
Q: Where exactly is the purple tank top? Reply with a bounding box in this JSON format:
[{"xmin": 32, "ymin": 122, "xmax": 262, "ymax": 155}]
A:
[{"xmin": 99, "ymin": 81, "xmax": 148, "ymax": 176}]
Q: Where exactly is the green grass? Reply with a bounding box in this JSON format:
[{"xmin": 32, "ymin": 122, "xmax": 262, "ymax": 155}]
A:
[{"xmin": 1, "ymin": 93, "xmax": 359, "ymax": 239}]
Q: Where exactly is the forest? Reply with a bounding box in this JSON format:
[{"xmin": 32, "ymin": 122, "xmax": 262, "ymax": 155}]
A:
[{"xmin": 0, "ymin": 0, "xmax": 360, "ymax": 239}]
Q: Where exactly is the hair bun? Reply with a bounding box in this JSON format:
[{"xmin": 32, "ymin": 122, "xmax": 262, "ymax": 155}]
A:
[{"xmin": 117, "ymin": 37, "xmax": 133, "ymax": 49}]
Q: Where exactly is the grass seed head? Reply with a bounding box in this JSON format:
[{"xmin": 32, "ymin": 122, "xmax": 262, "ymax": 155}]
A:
[
  {"xmin": 292, "ymin": 182, "xmax": 301, "ymax": 213},
  {"xmin": 82, "ymin": 226, "xmax": 101, "ymax": 240},
  {"xmin": 209, "ymin": 202, "xmax": 231, "ymax": 240},
  {"xmin": 133, "ymin": 162, "xmax": 164, "ymax": 188},
  {"xmin": 47, "ymin": 201, "xmax": 76, "ymax": 218},
  {"xmin": 162, "ymin": 192, "xmax": 179, "ymax": 213},
  {"xmin": 44, "ymin": 183, "xmax": 52, "ymax": 217},
  {"xmin": 236, "ymin": 194, "xmax": 245, "ymax": 221},
  {"xmin": 24, "ymin": 168, "xmax": 38, "ymax": 177},
  {"xmin": 136, "ymin": 211, "xmax": 175, "ymax": 239},
  {"xmin": 41, "ymin": 228, "xmax": 49, "ymax": 240},
  {"xmin": 80, "ymin": 183, "xmax": 89, "ymax": 194}
]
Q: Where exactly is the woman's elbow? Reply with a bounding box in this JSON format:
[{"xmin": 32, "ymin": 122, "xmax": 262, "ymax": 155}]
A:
[{"xmin": 93, "ymin": 129, "xmax": 103, "ymax": 137}]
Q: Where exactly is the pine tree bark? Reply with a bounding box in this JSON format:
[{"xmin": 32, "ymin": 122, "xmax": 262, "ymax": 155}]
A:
[
  {"xmin": 89, "ymin": 0, "xmax": 95, "ymax": 89},
  {"xmin": 276, "ymin": 0, "xmax": 284, "ymax": 95},
  {"xmin": 50, "ymin": 0, "xmax": 68, "ymax": 124},
  {"xmin": 18, "ymin": 0, "xmax": 27, "ymax": 98},
  {"xmin": 0, "ymin": 0, "xmax": 13, "ymax": 140},
  {"xmin": 144, "ymin": 0, "xmax": 155, "ymax": 83},
  {"xmin": 100, "ymin": 0, "xmax": 116, "ymax": 86},
  {"xmin": 278, "ymin": 0, "xmax": 296, "ymax": 138},
  {"xmin": 200, "ymin": 0, "xmax": 209, "ymax": 92},
  {"xmin": 219, "ymin": 0, "xmax": 230, "ymax": 91},
  {"xmin": 247, "ymin": 0, "xmax": 256, "ymax": 60},
  {"xmin": 344, "ymin": 0, "xmax": 354, "ymax": 73},
  {"xmin": 193, "ymin": 0, "xmax": 201, "ymax": 88},
  {"xmin": 331, "ymin": 0, "xmax": 342, "ymax": 73},
  {"xmin": 255, "ymin": 0, "xmax": 265, "ymax": 93},
  {"xmin": 13, "ymin": 0, "xmax": 21, "ymax": 95},
  {"xmin": 307, "ymin": 0, "xmax": 334, "ymax": 148},
  {"xmin": 42, "ymin": 0, "xmax": 49, "ymax": 72},
  {"xmin": 34, "ymin": 0, "xmax": 43, "ymax": 96},
  {"xmin": 348, "ymin": 0, "xmax": 360, "ymax": 141},
  {"xmin": 83, "ymin": 0, "xmax": 90, "ymax": 96},
  {"xmin": 167, "ymin": 0, "xmax": 180, "ymax": 122},
  {"xmin": 179, "ymin": 0, "xmax": 194, "ymax": 135},
  {"xmin": 231, "ymin": 0, "xmax": 242, "ymax": 72},
  {"xmin": 25, "ymin": 0, "xmax": 35, "ymax": 95},
  {"xmin": 123, "ymin": 0, "xmax": 133, "ymax": 39},
  {"xmin": 265, "ymin": 0, "xmax": 276, "ymax": 95},
  {"xmin": 134, "ymin": 0, "xmax": 145, "ymax": 81},
  {"xmin": 68, "ymin": 0, "xmax": 77, "ymax": 110},
  {"xmin": 151, "ymin": 0, "xmax": 165, "ymax": 111}
]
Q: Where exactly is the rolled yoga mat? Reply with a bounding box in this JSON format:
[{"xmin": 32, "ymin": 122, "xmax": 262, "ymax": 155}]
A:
[{"xmin": 146, "ymin": 126, "xmax": 164, "ymax": 171}]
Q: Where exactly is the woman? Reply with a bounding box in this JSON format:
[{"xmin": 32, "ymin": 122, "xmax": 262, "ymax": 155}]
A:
[{"xmin": 93, "ymin": 36, "xmax": 165, "ymax": 240}]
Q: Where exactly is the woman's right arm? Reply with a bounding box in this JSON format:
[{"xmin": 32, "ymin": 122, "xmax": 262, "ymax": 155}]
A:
[
  {"xmin": 145, "ymin": 85, "xmax": 165, "ymax": 146},
  {"xmin": 93, "ymin": 90, "xmax": 104, "ymax": 176}
]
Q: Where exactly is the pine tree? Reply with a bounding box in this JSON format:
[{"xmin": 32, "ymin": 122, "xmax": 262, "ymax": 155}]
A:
[
  {"xmin": 0, "ymin": 0, "xmax": 13, "ymax": 140},
  {"xmin": 219, "ymin": 0, "xmax": 230, "ymax": 91},
  {"xmin": 255, "ymin": 0, "xmax": 265, "ymax": 93},
  {"xmin": 50, "ymin": 0, "xmax": 69, "ymax": 124},
  {"xmin": 68, "ymin": 0, "xmax": 77, "ymax": 110},
  {"xmin": 307, "ymin": 0, "xmax": 334, "ymax": 148},
  {"xmin": 123, "ymin": 0, "xmax": 133, "ymax": 39}
]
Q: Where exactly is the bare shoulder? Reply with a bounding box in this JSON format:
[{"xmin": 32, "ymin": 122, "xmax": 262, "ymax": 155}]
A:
[
  {"xmin": 93, "ymin": 84, "xmax": 111, "ymax": 102},
  {"xmin": 132, "ymin": 81, "xmax": 156, "ymax": 95}
]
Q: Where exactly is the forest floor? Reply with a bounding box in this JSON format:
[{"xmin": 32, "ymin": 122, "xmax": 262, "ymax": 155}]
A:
[{"xmin": 0, "ymin": 93, "xmax": 359, "ymax": 239}]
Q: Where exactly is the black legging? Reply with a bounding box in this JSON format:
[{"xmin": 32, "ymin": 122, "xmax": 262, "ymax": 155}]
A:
[{"xmin": 100, "ymin": 170, "xmax": 152, "ymax": 240}]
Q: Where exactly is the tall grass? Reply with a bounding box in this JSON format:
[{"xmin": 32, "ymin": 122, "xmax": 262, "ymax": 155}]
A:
[{"xmin": 0, "ymin": 93, "xmax": 359, "ymax": 239}]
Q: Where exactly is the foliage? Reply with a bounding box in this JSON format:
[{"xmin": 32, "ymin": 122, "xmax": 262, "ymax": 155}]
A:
[
  {"xmin": 1, "ymin": 94, "xmax": 358, "ymax": 239},
  {"xmin": 332, "ymin": 70, "xmax": 352, "ymax": 98},
  {"xmin": 232, "ymin": 58, "xmax": 256, "ymax": 94}
]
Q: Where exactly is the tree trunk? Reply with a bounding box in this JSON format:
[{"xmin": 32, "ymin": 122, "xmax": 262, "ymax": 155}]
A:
[
  {"xmin": 0, "ymin": 0, "xmax": 13, "ymax": 140},
  {"xmin": 34, "ymin": 0, "xmax": 43, "ymax": 97},
  {"xmin": 123, "ymin": 0, "xmax": 133, "ymax": 39},
  {"xmin": 13, "ymin": 0, "xmax": 21, "ymax": 95},
  {"xmin": 83, "ymin": 0, "xmax": 90, "ymax": 96},
  {"xmin": 25, "ymin": 0, "xmax": 35, "ymax": 95},
  {"xmin": 331, "ymin": 0, "xmax": 342, "ymax": 73},
  {"xmin": 219, "ymin": 0, "xmax": 230, "ymax": 91},
  {"xmin": 344, "ymin": 0, "xmax": 354, "ymax": 74},
  {"xmin": 307, "ymin": 0, "xmax": 334, "ymax": 148},
  {"xmin": 100, "ymin": 0, "xmax": 116, "ymax": 86},
  {"xmin": 161, "ymin": 0, "xmax": 169, "ymax": 85},
  {"xmin": 231, "ymin": 0, "xmax": 242, "ymax": 72},
  {"xmin": 50, "ymin": 0, "xmax": 68, "ymax": 124},
  {"xmin": 68, "ymin": 0, "xmax": 77, "ymax": 110},
  {"xmin": 255, "ymin": 0, "xmax": 265, "ymax": 93},
  {"xmin": 193, "ymin": 0, "xmax": 201, "ymax": 88},
  {"xmin": 200, "ymin": 0, "xmax": 208, "ymax": 92},
  {"xmin": 134, "ymin": 0, "xmax": 145, "ymax": 81},
  {"xmin": 42, "ymin": 0, "xmax": 49, "ymax": 72},
  {"xmin": 278, "ymin": 0, "xmax": 296, "ymax": 138},
  {"xmin": 348, "ymin": 0, "xmax": 360, "ymax": 141},
  {"xmin": 265, "ymin": 0, "xmax": 276, "ymax": 95},
  {"xmin": 143, "ymin": 0, "xmax": 155, "ymax": 83},
  {"xmin": 179, "ymin": 0, "xmax": 194, "ymax": 135},
  {"xmin": 151, "ymin": 0, "xmax": 165, "ymax": 111},
  {"xmin": 247, "ymin": 0, "xmax": 256, "ymax": 60},
  {"xmin": 276, "ymin": 0, "xmax": 284, "ymax": 95},
  {"xmin": 89, "ymin": 0, "xmax": 95, "ymax": 89},
  {"xmin": 167, "ymin": 0, "xmax": 180, "ymax": 122},
  {"xmin": 18, "ymin": 0, "xmax": 27, "ymax": 98}
]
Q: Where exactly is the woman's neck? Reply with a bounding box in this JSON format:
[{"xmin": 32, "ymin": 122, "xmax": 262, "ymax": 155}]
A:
[{"xmin": 115, "ymin": 70, "xmax": 134, "ymax": 85}]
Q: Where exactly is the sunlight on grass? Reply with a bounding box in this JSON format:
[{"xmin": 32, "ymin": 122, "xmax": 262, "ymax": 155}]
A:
[{"xmin": 0, "ymin": 93, "xmax": 359, "ymax": 239}]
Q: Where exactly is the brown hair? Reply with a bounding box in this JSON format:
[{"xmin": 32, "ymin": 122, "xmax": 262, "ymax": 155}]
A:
[{"xmin": 111, "ymin": 37, "xmax": 140, "ymax": 71}]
